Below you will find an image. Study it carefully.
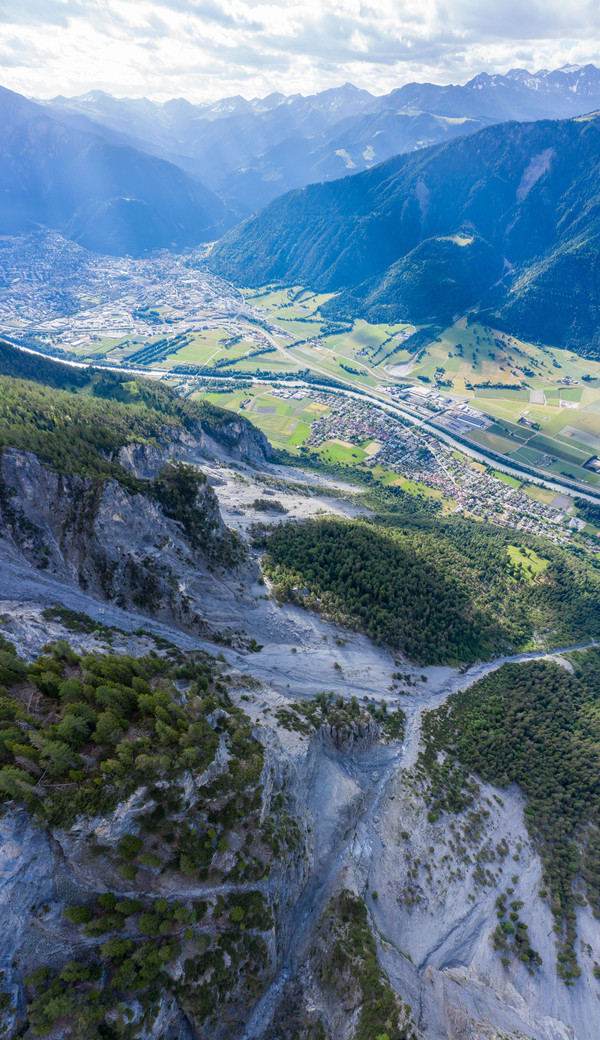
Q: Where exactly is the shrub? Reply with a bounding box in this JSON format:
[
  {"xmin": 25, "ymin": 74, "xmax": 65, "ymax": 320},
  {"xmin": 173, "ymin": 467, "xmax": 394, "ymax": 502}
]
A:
[
  {"xmin": 100, "ymin": 938, "xmax": 134, "ymax": 962},
  {"xmin": 118, "ymin": 834, "xmax": 143, "ymax": 861},
  {"xmin": 62, "ymin": 905, "xmax": 93, "ymax": 925}
]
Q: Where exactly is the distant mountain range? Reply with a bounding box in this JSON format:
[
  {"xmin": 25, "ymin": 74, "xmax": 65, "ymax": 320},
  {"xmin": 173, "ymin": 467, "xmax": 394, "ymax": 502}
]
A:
[
  {"xmin": 41, "ymin": 64, "xmax": 600, "ymax": 216},
  {"xmin": 208, "ymin": 112, "xmax": 600, "ymax": 353},
  {"xmin": 0, "ymin": 86, "xmax": 225, "ymax": 255},
  {"xmin": 3, "ymin": 65, "xmax": 600, "ymax": 257}
]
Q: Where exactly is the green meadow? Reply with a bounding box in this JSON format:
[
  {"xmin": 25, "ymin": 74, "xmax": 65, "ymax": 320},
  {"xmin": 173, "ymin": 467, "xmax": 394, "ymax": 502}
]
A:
[{"xmin": 72, "ymin": 280, "xmax": 600, "ymax": 489}]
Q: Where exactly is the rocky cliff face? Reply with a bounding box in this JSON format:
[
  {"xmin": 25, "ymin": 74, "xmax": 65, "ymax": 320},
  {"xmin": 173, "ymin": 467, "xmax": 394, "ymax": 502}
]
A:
[
  {"xmin": 368, "ymin": 770, "xmax": 600, "ymax": 1040},
  {"xmin": 199, "ymin": 416, "xmax": 277, "ymax": 467},
  {"xmin": 0, "ymin": 647, "xmax": 392, "ymax": 1040},
  {"xmin": 0, "ymin": 444, "xmax": 247, "ymax": 632},
  {"xmin": 1, "ymin": 601, "xmax": 599, "ymax": 1040},
  {"xmin": 0, "ymin": 417, "xmax": 598, "ymax": 1040},
  {"xmin": 117, "ymin": 418, "xmax": 276, "ymax": 478}
]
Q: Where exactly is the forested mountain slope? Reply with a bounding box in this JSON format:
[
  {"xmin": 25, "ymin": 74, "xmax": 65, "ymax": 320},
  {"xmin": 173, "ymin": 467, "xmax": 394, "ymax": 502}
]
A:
[
  {"xmin": 0, "ymin": 87, "xmax": 225, "ymax": 254},
  {"xmin": 45, "ymin": 65, "xmax": 600, "ymax": 217},
  {"xmin": 209, "ymin": 113, "xmax": 600, "ymax": 351},
  {"xmin": 0, "ymin": 343, "xmax": 272, "ymax": 625}
]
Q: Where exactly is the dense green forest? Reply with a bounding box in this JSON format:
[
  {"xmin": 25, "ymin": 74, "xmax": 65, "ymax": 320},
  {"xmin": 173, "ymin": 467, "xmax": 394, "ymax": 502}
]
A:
[
  {"xmin": 0, "ymin": 638, "xmax": 227, "ymax": 825},
  {"xmin": 0, "ymin": 638, "xmax": 295, "ymax": 1037},
  {"xmin": 0, "ymin": 374, "xmax": 176, "ymax": 490},
  {"xmin": 0, "ymin": 339, "xmax": 230, "ymax": 428},
  {"xmin": 0, "ymin": 341, "xmax": 258, "ymax": 490},
  {"xmin": 420, "ymin": 653, "xmax": 600, "ymax": 982},
  {"xmin": 257, "ymin": 515, "xmax": 600, "ymax": 665}
]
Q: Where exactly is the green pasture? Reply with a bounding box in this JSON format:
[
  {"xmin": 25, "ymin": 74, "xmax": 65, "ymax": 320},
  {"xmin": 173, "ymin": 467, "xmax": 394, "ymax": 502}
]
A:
[
  {"xmin": 507, "ymin": 545, "xmax": 549, "ymax": 582},
  {"xmin": 492, "ymin": 470, "xmax": 522, "ymax": 488},
  {"xmin": 469, "ymin": 429, "xmax": 521, "ymax": 454},
  {"xmin": 556, "ymin": 425, "xmax": 600, "ymax": 454},
  {"xmin": 274, "ymin": 317, "xmax": 324, "ymax": 338},
  {"xmin": 545, "ymin": 459, "xmax": 600, "ymax": 484},
  {"xmin": 224, "ymin": 354, "xmax": 298, "ymax": 373},
  {"xmin": 195, "ymin": 385, "xmax": 330, "ymax": 449},
  {"xmin": 243, "ymin": 284, "xmax": 335, "ymax": 320},
  {"xmin": 407, "ymin": 321, "xmax": 600, "ymax": 403},
  {"xmin": 522, "ymin": 483, "xmax": 557, "ymax": 505},
  {"xmin": 315, "ymin": 440, "xmax": 368, "ymax": 464},
  {"xmin": 474, "ymin": 398, "xmax": 530, "ymax": 422},
  {"xmin": 80, "ymin": 336, "xmax": 128, "ymax": 356},
  {"xmin": 474, "ymin": 387, "xmax": 530, "ymax": 401},
  {"xmin": 509, "ymin": 445, "xmax": 555, "ymax": 466},
  {"xmin": 559, "ymin": 386, "xmax": 584, "ymax": 402},
  {"xmin": 288, "ymin": 349, "xmax": 379, "ymax": 387},
  {"xmin": 527, "ymin": 433, "xmax": 591, "ymax": 466}
]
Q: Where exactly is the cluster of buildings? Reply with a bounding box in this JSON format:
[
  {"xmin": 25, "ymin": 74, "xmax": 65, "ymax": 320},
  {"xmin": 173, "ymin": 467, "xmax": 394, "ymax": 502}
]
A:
[
  {"xmin": 306, "ymin": 395, "xmax": 436, "ymax": 473},
  {"xmin": 0, "ymin": 232, "xmax": 276, "ymax": 361},
  {"xmin": 435, "ymin": 455, "xmax": 577, "ymax": 544},
  {"xmin": 301, "ymin": 391, "xmax": 589, "ymax": 547},
  {"xmin": 382, "ymin": 383, "xmax": 492, "ymax": 433},
  {"xmin": 268, "ymin": 388, "xmax": 308, "ymax": 401}
]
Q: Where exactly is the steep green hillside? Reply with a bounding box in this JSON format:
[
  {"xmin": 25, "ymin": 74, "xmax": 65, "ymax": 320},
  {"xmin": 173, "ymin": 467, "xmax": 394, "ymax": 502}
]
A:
[
  {"xmin": 209, "ymin": 114, "xmax": 600, "ymax": 351},
  {"xmin": 0, "ymin": 342, "xmax": 267, "ymax": 488},
  {"xmin": 342, "ymin": 234, "xmax": 500, "ymax": 324},
  {"xmin": 256, "ymin": 512, "xmax": 600, "ymax": 665}
]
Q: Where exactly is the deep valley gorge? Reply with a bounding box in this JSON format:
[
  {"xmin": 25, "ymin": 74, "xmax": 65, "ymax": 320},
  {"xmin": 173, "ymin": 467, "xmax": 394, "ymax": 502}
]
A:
[{"xmin": 0, "ymin": 344, "xmax": 598, "ymax": 1040}]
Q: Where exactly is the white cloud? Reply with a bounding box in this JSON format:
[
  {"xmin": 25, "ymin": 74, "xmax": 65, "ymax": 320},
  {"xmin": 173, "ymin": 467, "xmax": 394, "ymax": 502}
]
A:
[{"xmin": 0, "ymin": 0, "xmax": 599, "ymax": 100}]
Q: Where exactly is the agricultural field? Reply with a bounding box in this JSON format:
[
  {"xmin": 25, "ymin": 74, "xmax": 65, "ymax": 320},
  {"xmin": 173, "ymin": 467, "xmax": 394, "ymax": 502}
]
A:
[
  {"xmin": 96, "ymin": 328, "xmax": 299, "ymax": 374},
  {"xmin": 317, "ymin": 439, "xmax": 369, "ymax": 464},
  {"xmin": 151, "ymin": 329, "xmax": 296, "ymax": 373},
  {"xmin": 243, "ymin": 285, "xmax": 331, "ymax": 343},
  {"xmin": 198, "ymin": 386, "xmax": 330, "ymax": 450},
  {"xmin": 67, "ymin": 275, "xmax": 600, "ymax": 492},
  {"xmin": 244, "ymin": 285, "xmax": 335, "ymax": 318},
  {"xmin": 242, "ymin": 297, "xmax": 600, "ymax": 442},
  {"xmin": 196, "ymin": 384, "xmax": 429, "ymax": 486},
  {"xmin": 193, "ymin": 294, "xmax": 600, "ymax": 490},
  {"xmin": 69, "ymin": 336, "xmax": 130, "ymax": 357},
  {"xmin": 244, "ymin": 285, "xmax": 416, "ymax": 384},
  {"xmin": 393, "ymin": 322, "xmax": 600, "ymax": 486},
  {"xmin": 298, "ymin": 320, "xmax": 415, "ymax": 380},
  {"xmin": 407, "ymin": 322, "xmax": 590, "ymax": 391},
  {"xmin": 162, "ymin": 329, "xmax": 242, "ymax": 366}
]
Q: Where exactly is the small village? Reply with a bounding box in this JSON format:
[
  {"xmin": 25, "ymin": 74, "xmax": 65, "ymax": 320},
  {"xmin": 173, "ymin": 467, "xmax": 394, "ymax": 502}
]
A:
[{"xmin": 298, "ymin": 390, "xmax": 590, "ymax": 546}]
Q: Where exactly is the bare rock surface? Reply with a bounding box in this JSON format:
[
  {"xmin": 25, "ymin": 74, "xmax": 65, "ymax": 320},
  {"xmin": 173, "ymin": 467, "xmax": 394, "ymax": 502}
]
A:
[{"xmin": 0, "ymin": 437, "xmax": 599, "ymax": 1039}]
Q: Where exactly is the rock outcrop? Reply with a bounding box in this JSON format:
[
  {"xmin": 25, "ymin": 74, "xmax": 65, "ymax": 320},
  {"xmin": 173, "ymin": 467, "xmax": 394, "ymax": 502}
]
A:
[
  {"xmin": 117, "ymin": 418, "xmax": 275, "ymax": 478},
  {"xmin": 0, "ymin": 446, "xmax": 246, "ymax": 630}
]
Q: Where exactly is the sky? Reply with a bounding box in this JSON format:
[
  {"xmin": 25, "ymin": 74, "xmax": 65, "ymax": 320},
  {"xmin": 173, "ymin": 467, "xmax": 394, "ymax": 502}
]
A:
[{"xmin": 0, "ymin": 0, "xmax": 600, "ymax": 102}]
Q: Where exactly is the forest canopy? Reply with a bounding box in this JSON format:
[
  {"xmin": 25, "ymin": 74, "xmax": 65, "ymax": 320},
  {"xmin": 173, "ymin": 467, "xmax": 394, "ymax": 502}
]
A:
[
  {"xmin": 258, "ymin": 516, "xmax": 600, "ymax": 665},
  {"xmin": 0, "ymin": 341, "xmax": 257, "ymax": 490}
]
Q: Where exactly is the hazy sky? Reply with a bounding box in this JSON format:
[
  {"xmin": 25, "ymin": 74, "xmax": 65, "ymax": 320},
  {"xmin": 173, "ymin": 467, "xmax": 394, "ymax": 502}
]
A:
[{"xmin": 1, "ymin": 0, "xmax": 600, "ymax": 101}]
